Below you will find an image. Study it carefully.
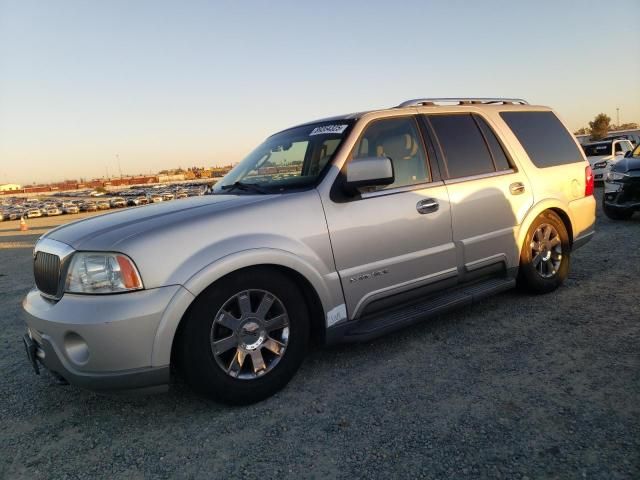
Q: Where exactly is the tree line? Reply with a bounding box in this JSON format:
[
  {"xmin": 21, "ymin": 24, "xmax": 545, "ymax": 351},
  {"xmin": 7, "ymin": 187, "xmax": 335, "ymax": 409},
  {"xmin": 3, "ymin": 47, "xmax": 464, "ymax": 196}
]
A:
[{"xmin": 574, "ymin": 114, "xmax": 638, "ymax": 140}]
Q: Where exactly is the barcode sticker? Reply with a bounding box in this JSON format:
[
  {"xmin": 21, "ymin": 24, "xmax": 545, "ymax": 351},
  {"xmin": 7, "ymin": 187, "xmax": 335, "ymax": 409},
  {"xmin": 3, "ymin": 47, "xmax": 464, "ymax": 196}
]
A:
[{"xmin": 310, "ymin": 124, "xmax": 348, "ymax": 136}]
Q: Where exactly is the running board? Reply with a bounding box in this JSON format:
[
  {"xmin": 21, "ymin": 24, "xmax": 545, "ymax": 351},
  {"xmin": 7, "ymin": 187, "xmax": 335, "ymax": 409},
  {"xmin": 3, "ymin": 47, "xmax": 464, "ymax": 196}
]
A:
[{"xmin": 336, "ymin": 277, "xmax": 516, "ymax": 343}]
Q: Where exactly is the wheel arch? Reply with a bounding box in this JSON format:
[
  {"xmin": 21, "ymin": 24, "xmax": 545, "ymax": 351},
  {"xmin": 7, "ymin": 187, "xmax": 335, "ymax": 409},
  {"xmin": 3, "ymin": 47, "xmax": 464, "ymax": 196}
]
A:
[
  {"xmin": 549, "ymin": 207, "xmax": 574, "ymax": 245},
  {"xmin": 517, "ymin": 200, "xmax": 574, "ymax": 255},
  {"xmin": 153, "ymin": 249, "xmax": 341, "ymax": 367}
]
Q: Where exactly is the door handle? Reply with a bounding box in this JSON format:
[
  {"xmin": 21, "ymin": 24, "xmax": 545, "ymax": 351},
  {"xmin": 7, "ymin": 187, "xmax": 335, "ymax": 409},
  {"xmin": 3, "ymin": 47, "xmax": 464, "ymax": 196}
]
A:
[
  {"xmin": 416, "ymin": 198, "xmax": 439, "ymax": 214},
  {"xmin": 509, "ymin": 182, "xmax": 525, "ymax": 195}
]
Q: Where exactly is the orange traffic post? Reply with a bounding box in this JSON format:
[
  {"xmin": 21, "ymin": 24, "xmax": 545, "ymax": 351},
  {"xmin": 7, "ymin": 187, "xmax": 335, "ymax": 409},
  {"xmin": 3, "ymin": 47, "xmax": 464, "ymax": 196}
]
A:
[{"xmin": 19, "ymin": 217, "xmax": 28, "ymax": 231}]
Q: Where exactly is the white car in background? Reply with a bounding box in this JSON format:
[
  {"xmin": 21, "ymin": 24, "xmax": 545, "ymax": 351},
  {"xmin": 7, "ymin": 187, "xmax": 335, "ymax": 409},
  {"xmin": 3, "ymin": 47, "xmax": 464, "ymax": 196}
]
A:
[
  {"xmin": 44, "ymin": 206, "xmax": 62, "ymax": 216},
  {"xmin": 582, "ymin": 139, "xmax": 634, "ymax": 181},
  {"xmin": 62, "ymin": 203, "xmax": 80, "ymax": 214},
  {"xmin": 25, "ymin": 208, "xmax": 43, "ymax": 219}
]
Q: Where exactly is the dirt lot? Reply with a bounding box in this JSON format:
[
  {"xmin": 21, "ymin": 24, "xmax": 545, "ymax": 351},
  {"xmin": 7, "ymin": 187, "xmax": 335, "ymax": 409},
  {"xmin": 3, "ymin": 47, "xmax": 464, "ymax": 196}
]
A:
[{"xmin": 1, "ymin": 189, "xmax": 638, "ymax": 479}]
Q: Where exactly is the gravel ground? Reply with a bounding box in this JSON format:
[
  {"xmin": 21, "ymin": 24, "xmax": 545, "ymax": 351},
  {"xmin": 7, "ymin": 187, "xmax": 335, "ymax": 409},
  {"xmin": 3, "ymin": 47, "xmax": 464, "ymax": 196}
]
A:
[{"xmin": 1, "ymin": 189, "xmax": 638, "ymax": 479}]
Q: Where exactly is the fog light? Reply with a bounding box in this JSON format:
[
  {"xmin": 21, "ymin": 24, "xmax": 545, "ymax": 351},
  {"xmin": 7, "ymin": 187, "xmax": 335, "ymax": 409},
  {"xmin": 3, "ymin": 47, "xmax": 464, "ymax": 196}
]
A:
[{"xmin": 64, "ymin": 332, "xmax": 90, "ymax": 365}]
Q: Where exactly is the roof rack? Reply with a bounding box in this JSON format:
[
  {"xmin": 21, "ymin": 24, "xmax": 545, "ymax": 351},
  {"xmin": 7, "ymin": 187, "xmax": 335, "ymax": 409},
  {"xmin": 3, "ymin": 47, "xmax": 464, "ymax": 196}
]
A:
[{"xmin": 397, "ymin": 98, "xmax": 529, "ymax": 107}]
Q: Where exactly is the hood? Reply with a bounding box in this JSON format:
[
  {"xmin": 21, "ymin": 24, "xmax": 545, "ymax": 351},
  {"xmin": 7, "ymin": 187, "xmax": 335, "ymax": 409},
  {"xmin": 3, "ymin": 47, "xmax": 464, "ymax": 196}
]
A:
[
  {"xmin": 611, "ymin": 156, "xmax": 640, "ymax": 173},
  {"xmin": 44, "ymin": 194, "xmax": 273, "ymax": 250}
]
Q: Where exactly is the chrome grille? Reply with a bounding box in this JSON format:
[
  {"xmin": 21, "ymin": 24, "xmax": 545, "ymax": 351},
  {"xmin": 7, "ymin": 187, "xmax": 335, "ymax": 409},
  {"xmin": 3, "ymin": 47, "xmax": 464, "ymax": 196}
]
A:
[{"xmin": 34, "ymin": 251, "xmax": 61, "ymax": 297}]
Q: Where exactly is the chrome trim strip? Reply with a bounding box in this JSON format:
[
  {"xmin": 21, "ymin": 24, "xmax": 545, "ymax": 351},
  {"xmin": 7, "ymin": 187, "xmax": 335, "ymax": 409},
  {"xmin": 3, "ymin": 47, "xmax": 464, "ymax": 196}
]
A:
[
  {"xmin": 360, "ymin": 180, "xmax": 445, "ymax": 199},
  {"xmin": 33, "ymin": 238, "xmax": 75, "ymax": 300},
  {"xmin": 444, "ymin": 169, "xmax": 515, "ymax": 185}
]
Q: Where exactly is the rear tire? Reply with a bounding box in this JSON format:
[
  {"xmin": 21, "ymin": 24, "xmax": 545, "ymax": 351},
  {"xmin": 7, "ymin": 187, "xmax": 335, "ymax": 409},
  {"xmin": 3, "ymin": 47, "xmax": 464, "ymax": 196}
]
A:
[
  {"xmin": 602, "ymin": 202, "xmax": 634, "ymax": 220},
  {"xmin": 179, "ymin": 268, "xmax": 309, "ymax": 405},
  {"xmin": 517, "ymin": 211, "xmax": 571, "ymax": 294}
]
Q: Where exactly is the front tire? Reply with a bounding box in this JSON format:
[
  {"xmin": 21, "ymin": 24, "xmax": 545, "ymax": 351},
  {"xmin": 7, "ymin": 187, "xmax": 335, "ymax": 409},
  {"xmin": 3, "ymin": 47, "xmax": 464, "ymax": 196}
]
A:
[
  {"xmin": 179, "ymin": 268, "xmax": 309, "ymax": 404},
  {"xmin": 517, "ymin": 211, "xmax": 571, "ymax": 294}
]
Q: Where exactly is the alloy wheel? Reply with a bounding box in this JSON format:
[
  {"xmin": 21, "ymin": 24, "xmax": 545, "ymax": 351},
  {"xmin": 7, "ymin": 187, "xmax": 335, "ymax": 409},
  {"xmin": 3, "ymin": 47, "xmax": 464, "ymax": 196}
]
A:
[
  {"xmin": 210, "ymin": 289, "xmax": 289, "ymax": 379},
  {"xmin": 530, "ymin": 223, "xmax": 562, "ymax": 279}
]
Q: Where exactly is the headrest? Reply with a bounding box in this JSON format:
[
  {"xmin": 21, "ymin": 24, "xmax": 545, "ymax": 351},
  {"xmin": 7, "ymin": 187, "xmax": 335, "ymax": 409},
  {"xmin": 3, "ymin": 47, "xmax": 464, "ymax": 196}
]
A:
[{"xmin": 378, "ymin": 134, "xmax": 418, "ymax": 160}]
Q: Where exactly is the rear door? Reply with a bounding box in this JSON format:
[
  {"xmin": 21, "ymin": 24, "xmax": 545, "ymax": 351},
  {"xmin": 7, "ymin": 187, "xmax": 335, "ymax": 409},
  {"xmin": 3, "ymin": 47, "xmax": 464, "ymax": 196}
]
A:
[
  {"xmin": 321, "ymin": 115, "xmax": 456, "ymax": 318},
  {"xmin": 424, "ymin": 113, "xmax": 534, "ymax": 278}
]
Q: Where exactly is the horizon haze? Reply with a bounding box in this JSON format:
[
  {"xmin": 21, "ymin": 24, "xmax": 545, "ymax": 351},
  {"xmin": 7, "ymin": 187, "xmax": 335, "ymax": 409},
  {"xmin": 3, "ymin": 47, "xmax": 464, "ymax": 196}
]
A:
[{"xmin": 1, "ymin": 0, "xmax": 639, "ymax": 185}]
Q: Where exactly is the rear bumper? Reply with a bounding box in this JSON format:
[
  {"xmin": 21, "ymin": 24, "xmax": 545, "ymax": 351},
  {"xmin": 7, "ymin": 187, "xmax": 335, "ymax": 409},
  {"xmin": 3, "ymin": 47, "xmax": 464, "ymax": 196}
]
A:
[
  {"xmin": 568, "ymin": 195, "xmax": 596, "ymax": 251},
  {"xmin": 21, "ymin": 285, "xmax": 184, "ymax": 392}
]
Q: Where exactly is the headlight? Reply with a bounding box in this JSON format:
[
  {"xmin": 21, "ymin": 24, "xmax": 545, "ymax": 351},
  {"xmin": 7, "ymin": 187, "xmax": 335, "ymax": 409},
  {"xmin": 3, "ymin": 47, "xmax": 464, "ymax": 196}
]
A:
[
  {"xmin": 65, "ymin": 252, "xmax": 143, "ymax": 294},
  {"xmin": 606, "ymin": 171, "xmax": 626, "ymax": 182}
]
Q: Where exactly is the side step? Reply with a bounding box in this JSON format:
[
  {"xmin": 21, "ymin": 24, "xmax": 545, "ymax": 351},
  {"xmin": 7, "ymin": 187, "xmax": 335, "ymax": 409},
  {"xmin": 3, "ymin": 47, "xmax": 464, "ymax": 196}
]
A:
[{"xmin": 339, "ymin": 277, "xmax": 516, "ymax": 343}]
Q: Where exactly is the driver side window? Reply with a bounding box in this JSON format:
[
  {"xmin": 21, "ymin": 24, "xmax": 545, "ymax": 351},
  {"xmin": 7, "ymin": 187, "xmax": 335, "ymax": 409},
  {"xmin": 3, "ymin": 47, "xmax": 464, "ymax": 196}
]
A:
[{"xmin": 349, "ymin": 117, "xmax": 430, "ymax": 190}]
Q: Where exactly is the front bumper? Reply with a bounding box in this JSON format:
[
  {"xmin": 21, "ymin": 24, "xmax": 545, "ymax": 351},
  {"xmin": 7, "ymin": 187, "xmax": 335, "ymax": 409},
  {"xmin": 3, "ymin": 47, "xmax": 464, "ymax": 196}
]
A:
[
  {"xmin": 603, "ymin": 177, "xmax": 640, "ymax": 210},
  {"xmin": 22, "ymin": 285, "xmax": 183, "ymax": 392}
]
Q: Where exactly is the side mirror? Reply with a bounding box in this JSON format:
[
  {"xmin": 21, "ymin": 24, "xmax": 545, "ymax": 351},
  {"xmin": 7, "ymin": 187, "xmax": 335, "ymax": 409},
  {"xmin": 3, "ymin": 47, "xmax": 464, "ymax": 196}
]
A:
[{"xmin": 344, "ymin": 156, "xmax": 394, "ymax": 194}]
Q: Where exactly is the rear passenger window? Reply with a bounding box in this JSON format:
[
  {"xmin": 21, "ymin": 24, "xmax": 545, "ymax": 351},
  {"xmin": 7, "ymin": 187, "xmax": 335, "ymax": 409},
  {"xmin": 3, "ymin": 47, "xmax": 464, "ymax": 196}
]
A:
[
  {"xmin": 474, "ymin": 115, "xmax": 512, "ymax": 171},
  {"xmin": 429, "ymin": 114, "xmax": 495, "ymax": 178},
  {"xmin": 500, "ymin": 111, "xmax": 583, "ymax": 167}
]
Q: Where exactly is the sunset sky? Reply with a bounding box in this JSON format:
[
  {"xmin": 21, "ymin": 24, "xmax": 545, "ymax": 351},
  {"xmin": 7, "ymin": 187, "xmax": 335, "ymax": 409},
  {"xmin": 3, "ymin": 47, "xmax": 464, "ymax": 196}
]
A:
[{"xmin": 1, "ymin": 0, "xmax": 639, "ymax": 185}]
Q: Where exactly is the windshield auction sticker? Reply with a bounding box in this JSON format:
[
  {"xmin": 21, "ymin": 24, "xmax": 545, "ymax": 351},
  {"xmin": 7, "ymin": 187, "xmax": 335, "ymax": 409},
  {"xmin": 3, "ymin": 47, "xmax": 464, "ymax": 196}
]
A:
[{"xmin": 309, "ymin": 124, "xmax": 349, "ymax": 136}]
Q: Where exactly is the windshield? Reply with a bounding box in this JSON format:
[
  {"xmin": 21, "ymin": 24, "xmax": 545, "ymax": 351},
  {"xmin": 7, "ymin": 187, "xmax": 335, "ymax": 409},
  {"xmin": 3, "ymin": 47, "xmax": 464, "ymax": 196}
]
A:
[
  {"xmin": 582, "ymin": 143, "xmax": 611, "ymax": 157},
  {"xmin": 213, "ymin": 120, "xmax": 353, "ymax": 194}
]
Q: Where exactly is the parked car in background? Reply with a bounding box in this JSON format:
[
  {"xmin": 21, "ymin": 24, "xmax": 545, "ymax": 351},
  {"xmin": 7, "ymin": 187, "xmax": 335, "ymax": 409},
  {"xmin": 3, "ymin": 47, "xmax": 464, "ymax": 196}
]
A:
[
  {"xmin": 149, "ymin": 194, "xmax": 163, "ymax": 203},
  {"xmin": 603, "ymin": 133, "xmax": 640, "ymax": 146},
  {"xmin": 582, "ymin": 139, "xmax": 634, "ymax": 181},
  {"xmin": 161, "ymin": 192, "xmax": 175, "ymax": 201},
  {"xmin": 22, "ymin": 97, "xmax": 595, "ymax": 404},
  {"xmin": 96, "ymin": 201, "xmax": 111, "ymax": 210},
  {"xmin": 176, "ymin": 191, "xmax": 189, "ymax": 199},
  {"xmin": 44, "ymin": 206, "xmax": 62, "ymax": 216},
  {"xmin": 25, "ymin": 208, "xmax": 43, "ymax": 219},
  {"xmin": 127, "ymin": 196, "xmax": 149, "ymax": 206},
  {"xmin": 62, "ymin": 203, "xmax": 80, "ymax": 214},
  {"xmin": 603, "ymin": 144, "xmax": 640, "ymax": 220},
  {"xmin": 80, "ymin": 202, "xmax": 98, "ymax": 212},
  {"xmin": 109, "ymin": 197, "xmax": 127, "ymax": 208}
]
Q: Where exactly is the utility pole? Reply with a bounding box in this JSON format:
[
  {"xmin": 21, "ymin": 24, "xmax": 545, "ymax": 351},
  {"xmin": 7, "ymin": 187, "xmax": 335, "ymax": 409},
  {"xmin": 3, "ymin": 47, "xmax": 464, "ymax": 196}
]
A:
[
  {"xmin": 616, "ymin": 107, "xmax": 620, "ymax": 129},
  {"xmin": 116, "ymin": 154, "xmax": 122, "ymax": 178}
]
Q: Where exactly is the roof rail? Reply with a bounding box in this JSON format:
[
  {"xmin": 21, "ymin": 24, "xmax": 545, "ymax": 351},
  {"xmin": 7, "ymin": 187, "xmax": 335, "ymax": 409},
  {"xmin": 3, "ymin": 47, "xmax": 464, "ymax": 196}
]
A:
[{"xmin": 397, "ymin": 98, "xmax": 529, "ymax": 107}]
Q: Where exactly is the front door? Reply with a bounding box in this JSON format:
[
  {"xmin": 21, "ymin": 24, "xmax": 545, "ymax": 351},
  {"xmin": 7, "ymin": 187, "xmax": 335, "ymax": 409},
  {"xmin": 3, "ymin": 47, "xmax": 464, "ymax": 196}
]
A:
[{"xmin": 321, "ymin": 116, "xmax": 457, "ymax": 318}]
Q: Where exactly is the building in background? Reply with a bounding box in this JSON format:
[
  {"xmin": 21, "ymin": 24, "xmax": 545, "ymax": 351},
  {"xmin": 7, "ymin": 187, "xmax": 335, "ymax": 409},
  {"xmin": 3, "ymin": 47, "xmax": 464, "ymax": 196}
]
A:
[{"xmin": 0, "ymin": 183, "xmax": 22, "ymax": 191}]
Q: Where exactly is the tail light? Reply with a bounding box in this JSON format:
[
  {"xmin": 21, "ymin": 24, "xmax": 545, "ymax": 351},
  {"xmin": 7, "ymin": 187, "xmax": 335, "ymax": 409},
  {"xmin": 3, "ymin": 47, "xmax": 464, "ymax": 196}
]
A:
[{"xmin": 585, "ymin": 166, "xmax": 594, "ymax": 196}]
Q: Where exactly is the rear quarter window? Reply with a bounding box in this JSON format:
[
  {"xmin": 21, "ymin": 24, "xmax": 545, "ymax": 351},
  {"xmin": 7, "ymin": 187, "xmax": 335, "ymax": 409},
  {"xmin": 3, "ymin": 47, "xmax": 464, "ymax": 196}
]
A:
[{"xmin": 500, "ymin": 111, "xmax": 584, "ymax": 168}]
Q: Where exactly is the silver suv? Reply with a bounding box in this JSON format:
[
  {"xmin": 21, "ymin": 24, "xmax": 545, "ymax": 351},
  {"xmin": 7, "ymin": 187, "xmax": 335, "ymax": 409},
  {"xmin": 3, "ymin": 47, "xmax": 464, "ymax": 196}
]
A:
[{"xmin": 22, "ymin": 98, "xmax": 596, "ymax": 404}]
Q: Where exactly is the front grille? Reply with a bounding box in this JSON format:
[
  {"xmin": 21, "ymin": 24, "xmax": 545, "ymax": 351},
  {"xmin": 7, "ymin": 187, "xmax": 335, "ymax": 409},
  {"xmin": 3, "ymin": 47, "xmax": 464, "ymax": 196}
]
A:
[{"xmin": 34, "ymin": 251, "xmax": 61, "ymax": 297}]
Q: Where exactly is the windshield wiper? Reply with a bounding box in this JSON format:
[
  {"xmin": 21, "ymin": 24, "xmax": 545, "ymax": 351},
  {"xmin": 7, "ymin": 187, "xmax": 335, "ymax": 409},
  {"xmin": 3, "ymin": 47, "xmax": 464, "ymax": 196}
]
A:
[{"xmin": 220, "ymin": 181, "xmax": 270, "ymax": 194}]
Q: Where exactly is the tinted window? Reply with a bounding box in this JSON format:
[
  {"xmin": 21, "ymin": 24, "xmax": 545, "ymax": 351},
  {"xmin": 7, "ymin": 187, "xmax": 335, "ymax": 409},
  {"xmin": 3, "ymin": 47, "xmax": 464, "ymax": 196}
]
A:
[
  {"xmin": 429, "ymin": 114, "xmax": 495, "ymax": 178},
  {"xmin": 349, "ymin": 117, "xmax": 429, "ymax": 189},
  {"xmin": 582, "ymin": 142, "xmax": 612, "ymax": 156},
  {"xmin": 474, "ymin": 115, "xmax": 512, "ymax": 171},
  {"xmin": 500, "ymin": 111, "xmax": 583, "ymax": 167}
]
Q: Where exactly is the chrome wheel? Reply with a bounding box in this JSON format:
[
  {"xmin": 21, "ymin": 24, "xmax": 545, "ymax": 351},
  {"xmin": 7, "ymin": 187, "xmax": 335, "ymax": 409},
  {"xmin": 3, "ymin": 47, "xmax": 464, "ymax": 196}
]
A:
[
  {"xmin": 210, "ymin": 289, "xmax": 289, "ymax": 380},
  {"xmin": 530, "ymin": 223, "xmax": 562, "ymax": 279}
]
